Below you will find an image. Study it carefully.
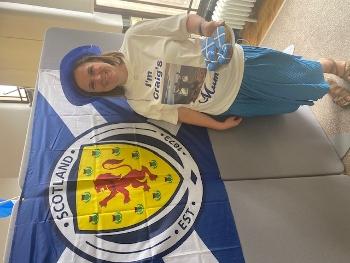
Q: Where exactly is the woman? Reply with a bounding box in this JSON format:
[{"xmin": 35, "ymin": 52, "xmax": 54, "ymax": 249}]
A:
[{"xmin": 60, "ymin": 14, "xmax": 350, "ymax": 130}]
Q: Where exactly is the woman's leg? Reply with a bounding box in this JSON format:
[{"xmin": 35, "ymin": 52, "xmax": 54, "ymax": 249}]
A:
[
  {"xmin": 226, "ymin": 46, "xmax": 332, "ymax": 117},
  {"xmin": 319, "ymin": 58, "xmax": 349, "ymax": 81}
]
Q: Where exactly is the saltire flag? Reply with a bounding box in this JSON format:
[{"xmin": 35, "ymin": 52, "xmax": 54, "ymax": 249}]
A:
[{"xmin": 6, "ymin": 69, "xmax": 244, "ymax": 262}]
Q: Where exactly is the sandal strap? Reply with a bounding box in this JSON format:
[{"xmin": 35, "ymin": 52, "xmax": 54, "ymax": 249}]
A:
[
  {"xmin": 330, "ymin": 85, "xmax": 350, "ymax": 107},
  {"xmin": 343, "ymin": 60, "xmax": 350, "ymax": 80},
  {"xmin": 325, "ymin": 74, "xmax": 350, "ymax": 107},
  {"xmin": 334, "ymin": 96, "xmax": 350, "ymax": 107}
]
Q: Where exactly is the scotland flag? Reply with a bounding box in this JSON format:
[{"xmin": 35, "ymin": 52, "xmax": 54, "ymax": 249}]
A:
[{"xmin": 6, "ymin": 28, "xmax": 244, "ymax": 263}]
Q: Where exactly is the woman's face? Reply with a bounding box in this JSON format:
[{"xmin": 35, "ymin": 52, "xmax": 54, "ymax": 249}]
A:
[{"xmin": 74, "ymin": 61, "xmax": 127, "ymax": 93}]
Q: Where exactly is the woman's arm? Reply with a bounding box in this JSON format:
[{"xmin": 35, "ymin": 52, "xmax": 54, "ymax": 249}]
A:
[
  {"xmin": 186, "ymin": 14, "xmax": 224, "ymax": 36},
  {"xmin": 178, "ymin": 107, "xmax": 242, "ymax": 130},
  {"xmin": 127, "ymin": 14, "xmax": 223, "ymax": 40}
]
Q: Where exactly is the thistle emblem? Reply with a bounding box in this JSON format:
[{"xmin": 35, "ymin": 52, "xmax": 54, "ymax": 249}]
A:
[
  {"xmin": 153, "ymin": 190, "xmax": 161, "ymax": 201},
  {"xmin": 135, "ymin": 204, "xmax": 144, "ymax": 215},
  {"xmin": 92, "ymin": 149, "xmax": 101, "ymax": 158},
  {"xmin": 112, "ymin": 147, "xmax": 120, "ymax": 156},
  {"xmin": 83, "ymin": 166, "xmax": 93, "ymax": 176},
  {"xmin": 165, "ymin": 174, "xmax": 173, "ymax": 183},
  {"xmin": 89, "ymin": 213, "xmax": 99, "ymax": 225},
  {"xmin": 113, "ymin": 211, "xmax": 123, "ymax": 224},
  {"xmin": 149, "ymin": 160, "xmax": 158, "ymax": 169},
  {"xmin": 132, "ymin": 151, "xmax": 140, "ymax": 160},
  {"xmin": 81, "ymin": 192, "xmax": 91, "ymax": 203}
]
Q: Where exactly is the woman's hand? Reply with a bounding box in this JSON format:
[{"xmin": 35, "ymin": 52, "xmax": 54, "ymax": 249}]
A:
[
  {"xmin": 218, "ymin": 116, "xmax": 242, "ymax": 130},
  {"xmin": 186, "ymin": 14, "xmax": 224, "ymax": 37},
  {"xmin": 178, "ymin": 107, "xmax": 242, "ymax": 131},
  {"xmin": 201, "ymin": 20, "xmax": 225, "ymax": 37}
]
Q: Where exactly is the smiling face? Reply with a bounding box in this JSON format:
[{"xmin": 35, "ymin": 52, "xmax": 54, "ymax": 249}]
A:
[{"xmin": 73, "ymin": 60, "xmax": 128, "ymax": 94}]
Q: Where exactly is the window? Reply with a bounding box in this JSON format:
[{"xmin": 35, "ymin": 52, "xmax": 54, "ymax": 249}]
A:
[
  {"xmin": 95, "ymin": 0, "xmax": 201, "ymax": 19},
  {"xmin": 0, "ymin": 85, "xmax": 33, "ymax": 104}
]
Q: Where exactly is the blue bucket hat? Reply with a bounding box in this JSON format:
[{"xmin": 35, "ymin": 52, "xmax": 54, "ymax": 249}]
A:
[{"xmin": 60, "ymin": 45, "xmax": 102, "ymax": 106}]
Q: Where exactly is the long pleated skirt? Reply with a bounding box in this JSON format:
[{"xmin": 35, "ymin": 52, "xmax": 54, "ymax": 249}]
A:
[{"xmin": 221, "ymin": 45, "xmax": 329, "ymax": 117}]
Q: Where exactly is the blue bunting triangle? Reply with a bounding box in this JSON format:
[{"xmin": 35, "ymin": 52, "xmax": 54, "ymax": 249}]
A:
[{"xmin": 0, "ymin": 198, "xmax": 17, "ymax": 218}]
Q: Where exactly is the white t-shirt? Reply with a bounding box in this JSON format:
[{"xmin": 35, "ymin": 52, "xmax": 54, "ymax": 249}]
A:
[{"xmin": 120, "ymin": 14, "xmax": 244, "ymax": 125}]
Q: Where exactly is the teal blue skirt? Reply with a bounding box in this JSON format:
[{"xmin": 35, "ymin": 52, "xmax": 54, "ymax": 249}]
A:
[{"xmin": 221, "ymin": 46, "xmax": 329, "ymax": 117}]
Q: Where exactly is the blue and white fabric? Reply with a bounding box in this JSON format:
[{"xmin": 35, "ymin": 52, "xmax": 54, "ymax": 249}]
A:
[
  {"xmin": 200, "ymin": 26, "xmax": 233, "ymax": 71},
  {"xmin": 6, "ymin": 68, "xmax": 245, "ymax": 263}
]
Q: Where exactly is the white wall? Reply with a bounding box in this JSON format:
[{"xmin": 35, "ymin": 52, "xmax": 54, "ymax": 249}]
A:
[
  {"xmin": 0, "ymin": 103, "xmax": 29, "ymax": 261},
  {"xmin": 0, "ymin": 1, "xmax": 123, "ymax": 88},
  {"xmin": 0, "ymin": 103, "xmax": 31, "ymax": 178}
]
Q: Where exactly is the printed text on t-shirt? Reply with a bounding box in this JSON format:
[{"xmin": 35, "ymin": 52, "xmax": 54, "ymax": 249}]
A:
[
  {"xmin": 144, "ymin": 60, "xmax": 163, "ymax": 100},
  {"xmin": 198, "ymin": 72, "xmax": 219, "ymax": 103}
]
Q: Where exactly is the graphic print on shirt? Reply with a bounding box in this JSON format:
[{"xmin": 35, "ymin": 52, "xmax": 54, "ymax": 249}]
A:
[{"xmin": 161, "ymin": 63, "xmax": 207, "ymax": 105}]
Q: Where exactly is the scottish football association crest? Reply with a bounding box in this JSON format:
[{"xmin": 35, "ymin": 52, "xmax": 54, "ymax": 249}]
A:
[{"xmin": 49, "ymin": 123, "xmax": 203, "ymax": 262}]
